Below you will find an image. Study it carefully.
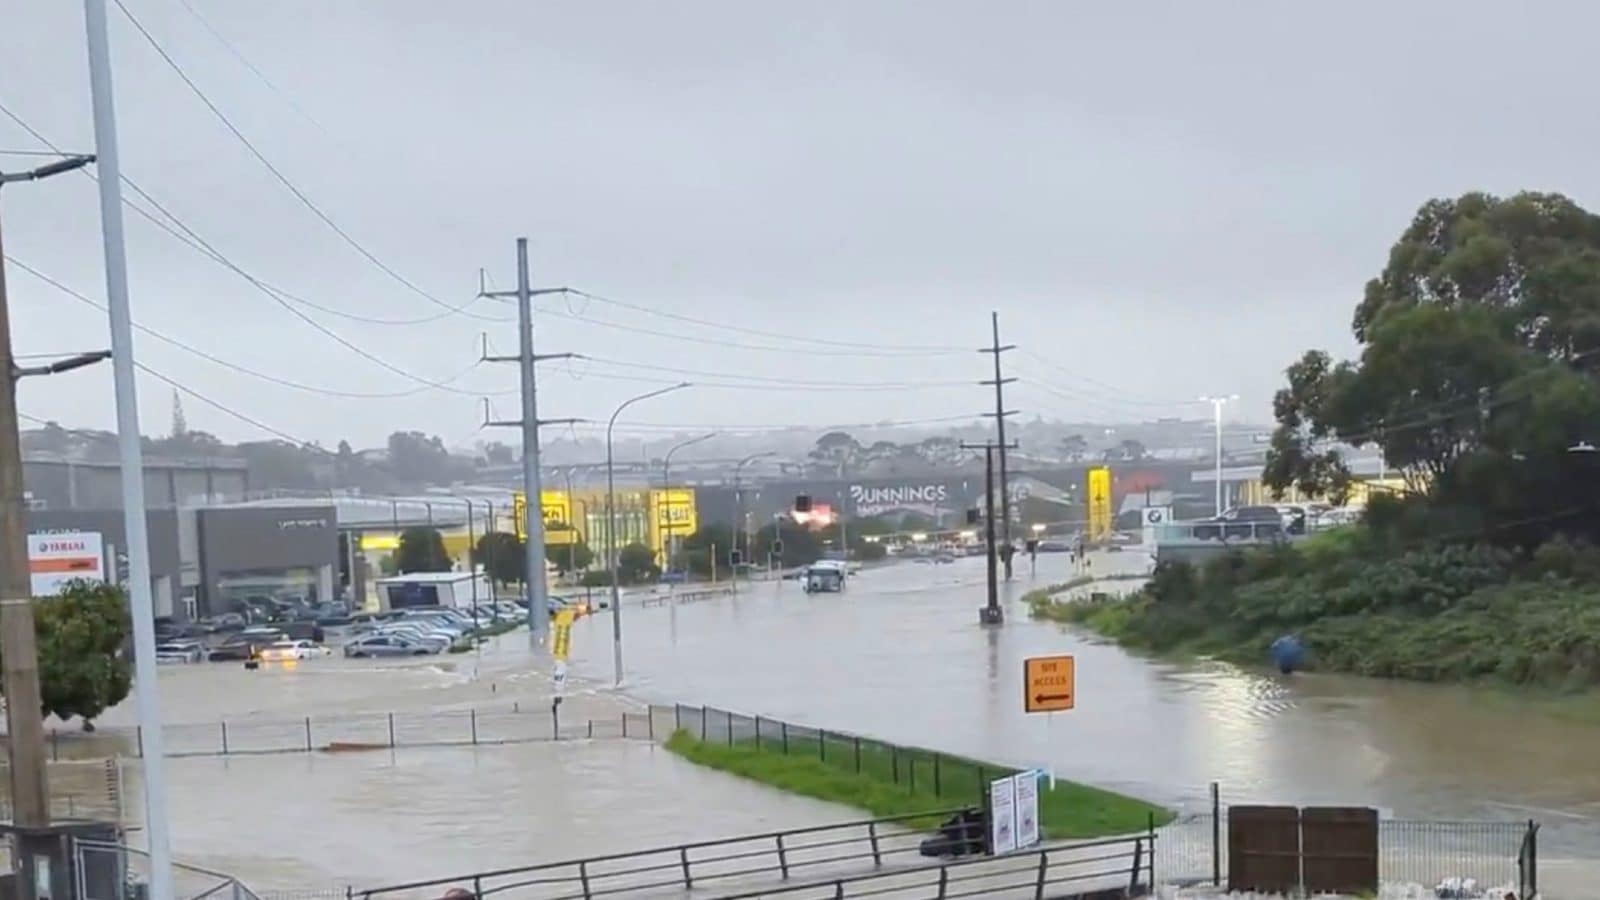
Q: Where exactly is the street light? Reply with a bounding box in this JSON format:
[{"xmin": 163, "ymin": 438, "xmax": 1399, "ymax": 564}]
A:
[
  {"xmin": 732, "ymin": 451, "xmax": 778, "ymax": 588},
  {"xmin": 662, "ymin": 433, "xmax": 715, "ymax": 572},
  {"xmin": 607, "ymin": 382, "xmax": 690, "ymax": 686},
  {"xmin": 1199, "ymin": 395, "xmax": 1239, "ymax": 516}
]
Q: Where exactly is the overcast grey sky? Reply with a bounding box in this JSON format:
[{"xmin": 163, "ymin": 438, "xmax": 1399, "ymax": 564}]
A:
[{"xmin": 2, "ymin": 1, "xmax": 1594, "ymax": 449}]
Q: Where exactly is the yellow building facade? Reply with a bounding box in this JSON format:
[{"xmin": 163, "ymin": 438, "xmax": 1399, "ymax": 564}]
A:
[{"xmin": 515, "ymin": 488, "xmax": 698, "ymax": 563}]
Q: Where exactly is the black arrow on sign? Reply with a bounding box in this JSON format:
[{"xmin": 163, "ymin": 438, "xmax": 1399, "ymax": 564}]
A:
[{"xmin": 1034, "ymin": 693, "xmax": 1072, "ymax": 704}]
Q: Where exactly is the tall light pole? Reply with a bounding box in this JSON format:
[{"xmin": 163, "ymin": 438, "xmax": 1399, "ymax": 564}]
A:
[
  {"xmin": 731, "ymin": 451, "xmax": 777, "ymax": 592},
  {"xmin": 1199, "ymin": 395, "xmax": 1238, "ymax": 516},
  {"xmin": 0, "ymin": 149, "xmax": 98, "ymax": 865},
  {"xmin": 607, "ymin": 383, "xmax": 690, "ymax": 686},
  {"xmin": 85, "ymin": 2, "xmax": 176, "ymax": 896},
  {"xmin": 662, "ymin": 432, "xmax": 714, "ymax": 571}
]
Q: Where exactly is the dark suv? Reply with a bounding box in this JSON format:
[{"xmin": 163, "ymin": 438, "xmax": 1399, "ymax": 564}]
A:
[{"xmin": 1192, "ymin": 506, "xmax": 1285, "ymax": 541}]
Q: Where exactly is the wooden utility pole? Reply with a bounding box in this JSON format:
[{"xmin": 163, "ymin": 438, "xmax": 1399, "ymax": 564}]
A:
[
  {"xmin": 0, "ymin": 205, "xmax": 51, "ymax": 830},
  {"xmin": 0, "ymin": 154, "xmax": 100, "ymax": 836}
]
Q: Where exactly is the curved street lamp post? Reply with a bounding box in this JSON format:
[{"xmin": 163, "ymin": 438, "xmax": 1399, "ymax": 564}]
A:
[
  {"xmin": 607, "ymin": 383, "xmax": 691, "ymax": 685},
  {"xmin": 661, "ymin": 432, "xmax": 715, "ymax": 573}
]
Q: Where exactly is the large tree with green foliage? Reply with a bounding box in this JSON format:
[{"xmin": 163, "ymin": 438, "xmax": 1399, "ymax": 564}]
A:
[
  {"xmin": 1264, "ymin": 191, "xmax": 1600, "ymax": 545},
  {"xmin": 616, "ymin": 542, "xmax": 660, "ymax": 584},
  {"xmin": 396, "ymin": 526, "xmax": 453, "ymax": 573},
  {"xmin": 545, "ymin": 524, "xmax": 594, "ymax": 574},
  {"xmin": 677, "ymin": 524, "xmax": 735, "ymax": 577},
  {"xmin": 473, "ymin": 531, "xmax": 524, "ymax": 584},
  {"xmin": 2, "ymin": 581, "xmax": 134, "ymax": 729}
]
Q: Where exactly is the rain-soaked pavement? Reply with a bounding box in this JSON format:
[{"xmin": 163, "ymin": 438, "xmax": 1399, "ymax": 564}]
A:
[{"xmin": 36, "ymin": 550, "xmax": 1600, "ymax": 894}]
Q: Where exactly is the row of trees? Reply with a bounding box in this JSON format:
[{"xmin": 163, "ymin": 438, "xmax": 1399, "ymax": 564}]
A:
[
  {"xmin": 25, "ymin": 408, "xmax": 518, "ymax": 494},
  {"xmin": 390, "ymin": 525, "xmax": 673, "ymax": 587},
  {"xmin": 808, "ymin": 430, "xmax": 1151, "ymax": 476}
]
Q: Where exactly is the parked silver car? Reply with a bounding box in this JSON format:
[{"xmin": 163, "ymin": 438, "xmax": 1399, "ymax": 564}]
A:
[{"xmin": 343, "ymin": 634, "xmax": 438, "ymax": 658}]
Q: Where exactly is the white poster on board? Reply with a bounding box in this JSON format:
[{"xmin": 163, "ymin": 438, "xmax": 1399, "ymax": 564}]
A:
[
  {"xmin": 1014, "ymin": 771, "xmax": 1041, "ymax": 850},
  {"xmin": 989, "ymin": 774, "xmax": 1017, "ymax": 855},
  {"xmin": 28, "ymin": 531, "xmax": 105, "ymax": 596}
]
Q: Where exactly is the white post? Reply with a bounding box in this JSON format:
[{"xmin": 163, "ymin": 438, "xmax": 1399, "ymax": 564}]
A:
[
  {"xmin": 83, "ymin": 4, "xmax": 174, "ymax": 898},
  {"xmin": 1213, "ymin": 400, "xmax": 1223, "ymax": 516}
]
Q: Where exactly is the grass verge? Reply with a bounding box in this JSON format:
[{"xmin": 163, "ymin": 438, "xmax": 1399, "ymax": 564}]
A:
[{"xmin": 663, "ymin": 729, "xmax": 1170, "ymax": 839}]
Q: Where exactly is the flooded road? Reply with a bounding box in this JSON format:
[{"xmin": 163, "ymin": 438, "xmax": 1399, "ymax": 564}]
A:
[
  {"xmin": 567, "ymin": 552, "xmax": 1600, "ymax": 859},
  {"xmin": 131, "ymin": 741, "xmax": 877, "ymax": 891},
  {"xmin": 29, "ymin": 551, "xmax": 1600, "ymax": 893}
]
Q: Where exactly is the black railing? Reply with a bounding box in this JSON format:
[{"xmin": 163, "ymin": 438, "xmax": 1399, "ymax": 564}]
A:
[
  {"xmin": 709, "ymin": 833, "xmax": 1155, "ymax": 900},
  {"xmin": 352, "ymin": 809, "xmax": 980, "ymax": 900}
]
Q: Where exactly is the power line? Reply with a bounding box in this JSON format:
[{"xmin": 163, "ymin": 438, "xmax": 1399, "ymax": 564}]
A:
[
  {"xmin": 552, "ymin": 367, "xmax": 966, "ymax": 394},
  {"xmin": 1020, "ymin": 349, "xmax": 1193, "ymax": 408},
  {"xmin": 6, "ymin": 256, "xmax": 511, "ymax": 398},
  {"xmin": 573, "ymin": 354, "xmax": 973, "ymax": 390},
  {"xmin": 134, "ymin": 361, "xmax": 329, "ymax": 450},
  {"xmin": 109, "ymin": 0, "xmax": 473, "ymax": 316},
  {"xmin": 563, "ymin": 288, "xmax": 968, "ymax": 356},
  {"xmin": 532, "ymin": 295, "xmax": 948, "ymax": 358},
  {"xmin": 170, "ymin": 0, "xmax": 331, "ymax": 136},
  {"xmin": 554, "ymin": 413, "xmax": 981, "ymax": 434},
  {"xmin": 0, "ymin": 97, "xmax": 509, "ymax": 331}
]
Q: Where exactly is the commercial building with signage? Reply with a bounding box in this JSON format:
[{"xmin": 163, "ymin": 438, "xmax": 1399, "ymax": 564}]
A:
[{"xmin": 23, "ymin": 503, "xmax": 337, "ymax": 620}]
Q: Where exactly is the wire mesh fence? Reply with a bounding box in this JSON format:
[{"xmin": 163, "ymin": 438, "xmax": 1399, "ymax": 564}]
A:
[
  {"xmin": 664, "ymin": 703, "xmax": 1006, "ymax": 809},
  {"xmin": 48, "ymin": 703, "xmax": 658, "ymax": 760},
  {"xmin": 1154, "ymin": 811, "xmax": 1532, "ymax": 892}
]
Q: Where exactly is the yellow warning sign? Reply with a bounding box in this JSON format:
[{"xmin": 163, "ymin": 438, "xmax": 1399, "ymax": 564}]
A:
[{"xmin": 1023, "ymin": 655, "xmax": 1075, "ymax": 713}]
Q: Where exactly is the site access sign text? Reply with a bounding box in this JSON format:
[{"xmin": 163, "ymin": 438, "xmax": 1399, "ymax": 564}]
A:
[{"xmin": 1023, "ymin": 654, "xmax": 1075, "ymax": 713}]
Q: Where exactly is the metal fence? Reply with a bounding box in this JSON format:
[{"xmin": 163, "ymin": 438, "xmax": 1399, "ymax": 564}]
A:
[
  {"xmin": 352, "ymin": 810, "xmax": 984, "ymax": 900},
  {"xmin": 0, "ymin": 758, "xmax": 126, "ymax": 824},
  {"xmin": 665, "ymin": 704, "xmax": 1018, "ymax": 810},
  {"xmin": 50, "ymin": 704, "xmax": 658, "ymax": 760},
  {"xmin": 708, "ymin": 834, "xmax": 1155, "ymax": 900}
]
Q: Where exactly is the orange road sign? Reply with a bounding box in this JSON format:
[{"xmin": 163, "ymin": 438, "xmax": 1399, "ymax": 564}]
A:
[{"xmin": 1024, "ymin": 655, "xmax": 1075, "ymax": 713}]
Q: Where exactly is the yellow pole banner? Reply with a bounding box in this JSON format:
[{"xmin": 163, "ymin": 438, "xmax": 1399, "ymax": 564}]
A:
[
  {"xmin": 551, "ymin": 607, "xmax": 576, "ymax": 661},
  {"xmin": 1087, "ymin": 466, "xmax": 1113, "ymax": 541}
]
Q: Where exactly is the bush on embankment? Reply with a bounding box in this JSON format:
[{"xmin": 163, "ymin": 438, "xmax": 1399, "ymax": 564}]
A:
[
  {"xmin": 663, "ymin": 730, "xmax": 1170, "ymax": 839},
  {"xmin": 1032, "ymin": 528, "xmax": 1600, "ymax": 688}
]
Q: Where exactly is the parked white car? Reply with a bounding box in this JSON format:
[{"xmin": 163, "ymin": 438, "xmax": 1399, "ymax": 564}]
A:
[{"xmin": 257, "ymin": 640, "xmax": 331, "ymax": 661}]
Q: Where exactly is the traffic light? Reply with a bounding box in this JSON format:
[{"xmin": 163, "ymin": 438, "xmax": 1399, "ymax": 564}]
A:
[
  {"xmin": 772, "ymin": 540, "xmax": 785, "ymax": 555},
  {"xmin": 966, "ymin": 508, "xmax": 980, "ymax": 525},
  {"xmin": 729, "ymin": 549, "xmax": 742, "ymax": 567},
  {"xmin": 794, "ymin": 494, "xmax": 812, "ymax": 513}
]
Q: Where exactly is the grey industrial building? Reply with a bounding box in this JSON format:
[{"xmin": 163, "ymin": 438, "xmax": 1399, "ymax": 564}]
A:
[{"xmin": 24, "ymin": 504, "xmax": 338, "ymax": 620}]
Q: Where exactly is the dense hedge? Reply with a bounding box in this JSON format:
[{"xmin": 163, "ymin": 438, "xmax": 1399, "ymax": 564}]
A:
[{"xmin": 1035, "ymin": 529, "xmax": 1600, "ymax": 688}]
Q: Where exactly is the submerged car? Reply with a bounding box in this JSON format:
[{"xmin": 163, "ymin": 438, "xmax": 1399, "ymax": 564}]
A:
[
  {"xmin": 343, "ymin": 635, "xmax": 439, "ymax": 658},
  {"xmin": 155, "ymin": 641, "xmax": 204, "ymax": 664},
  {"xmin": 257, "ymin": 639, "xmax": 331, "ymax": 662}
]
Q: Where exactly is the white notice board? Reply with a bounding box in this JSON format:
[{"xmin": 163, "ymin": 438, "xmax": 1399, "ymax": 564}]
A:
[
  {"xmin": 1014, "ymin": 770, "xmax": 1041, "ymax": 850},
  {"xmin": 989, "ymin": 774, "xmax": 1017, "ymax": 854}
]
